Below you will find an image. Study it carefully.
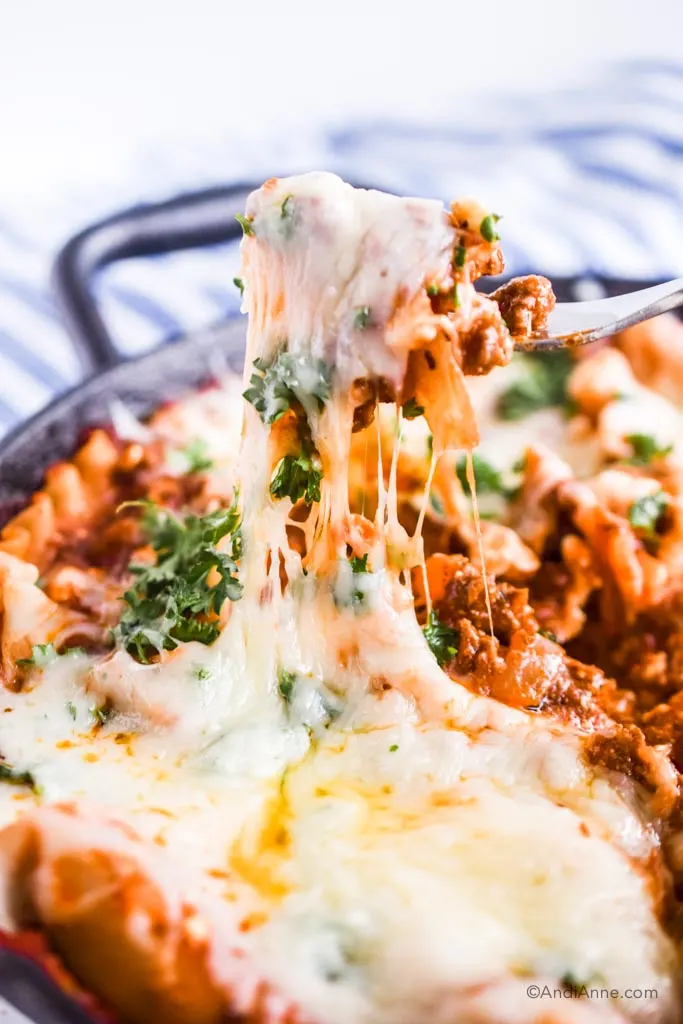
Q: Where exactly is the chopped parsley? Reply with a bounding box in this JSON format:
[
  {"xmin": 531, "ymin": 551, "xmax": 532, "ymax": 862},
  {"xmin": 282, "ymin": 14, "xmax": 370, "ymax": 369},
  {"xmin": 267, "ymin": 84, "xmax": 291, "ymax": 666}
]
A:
[
  {"xmin": 453, "ymin": 283, "xmax": 463, "ymax": 308},
  {"xmin": 66, "ymin": 701, "xmax": 77, "ymax": 721},
  {"xmin": 454, "ymin": 244, "xmax": 467, "ymax": 268},
  {"xmin": 480, "ymin": 213, "xmax": 501, "ymax": 243},
  {"xmin": 426, "ymin": 283, "xmax": 440, "ymax": 297},
  {"xmin": 561, "ymin": 973, "xmax": 592, "ymax": 991},
  {"xmin": 233, "ymin": 276, "xmax": 245, "ymax": 297},
  {"xmin": 243, "ymin": 353, "xmax": 332, "ymax": 425},
  {"xmin": 423, "ymin": 611, "xmax": 459, "ymax": 667},
  {"xmin": 625, "ymin": 433, "xmax": 673, "ymax": 466},
  {"xmin": 235, "ymin": 213, "xmax": 254, "ymax": 236},
  {"xmin": 0, "ymin": 762, "xmax": 36, "ymax": 790},
  {"xmin": 496, "ymin": 350, "xmax": 574, "ymax": 421},
  {"xmin": 179, "ymin": 438, "xmax": 213, "ymax": 474},
  {"xmin": 16, "ymin": 643, "xmax": 57, "ymax": 669},
  {"xmin": 280, "ymin": 193, "xmax": 293, "ymax": 218},
  {"xmin": 270, "ymin": 449, "xmax": 323, "ymax": 505},
  {"xmin": 90, "ymin": 703, "xmax": 113, "ymax": 726},
  {"xmin": 334, "ymin": 553, "xmax": 373, "ymax": 613},
  {"xmin": 456, "ymin": 454, "xmax": 506, "ymax": 496},
  {"xmin": 278, "ymin": 669, "xmax": 296, "ymax": 703},
  {"xmin": 389, "ymin": 744, "xmax": 399, "ymax": 752},
  {"xmin": 401, "ymin": 397, "xmax": 425, "ymax": 420},
  {"xmin": 17, "ymin": 644, "xmax": 84, "ymax": 670},
  {"xmin": 628, "ymin": 491, "xmax": 669, "ymax": 539},
  {"xmin": 538, "ymin": 627, "xmax": 558, "ymax": 642},
  {"xmin": 429, "ymin": 492, "xmax": 444, "ymax": 516},
  {"xmin": 115, "ymin": 501, "xmax": 243, "ymax": 663},
  {"xmin": 353, "ymin": 306, "xmax": 372, "ymax": 330},
  {"xmin": 194, "ymin": 665, "xmax": 212, "ymax": 682}
]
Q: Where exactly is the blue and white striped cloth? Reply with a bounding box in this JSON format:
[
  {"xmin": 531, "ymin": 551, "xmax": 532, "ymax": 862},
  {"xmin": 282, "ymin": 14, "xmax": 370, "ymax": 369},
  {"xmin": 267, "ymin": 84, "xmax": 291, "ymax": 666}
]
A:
[{"xmin": 0, "ymin": 60, "xmax": 682, "ymax": 436}]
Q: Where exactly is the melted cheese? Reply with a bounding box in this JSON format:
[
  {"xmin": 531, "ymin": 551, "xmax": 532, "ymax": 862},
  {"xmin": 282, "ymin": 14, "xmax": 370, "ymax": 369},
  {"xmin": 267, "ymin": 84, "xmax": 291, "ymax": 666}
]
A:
[
  {"xmin": 0, "ymin": 174, "xmax": 680, "ymax": 1024},
  {"xmin": 0, "ymin": 632, "xmax": 678, "ymax": 1022}
]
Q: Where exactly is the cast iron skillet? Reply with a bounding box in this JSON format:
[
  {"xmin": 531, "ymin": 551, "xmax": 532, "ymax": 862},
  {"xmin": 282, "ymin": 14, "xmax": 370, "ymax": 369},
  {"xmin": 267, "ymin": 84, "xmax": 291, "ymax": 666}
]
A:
[{"xmin": 0, "ymin": 181, "xmax": 673, "ymax": 1023}]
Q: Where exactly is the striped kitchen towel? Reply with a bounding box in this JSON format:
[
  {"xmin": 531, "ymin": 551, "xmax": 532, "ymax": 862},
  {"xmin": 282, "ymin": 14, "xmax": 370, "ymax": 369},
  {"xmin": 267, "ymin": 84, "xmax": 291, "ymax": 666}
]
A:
[{"xmin": 0, "ymin": 59, "xmax": 681, "ymax": 435}]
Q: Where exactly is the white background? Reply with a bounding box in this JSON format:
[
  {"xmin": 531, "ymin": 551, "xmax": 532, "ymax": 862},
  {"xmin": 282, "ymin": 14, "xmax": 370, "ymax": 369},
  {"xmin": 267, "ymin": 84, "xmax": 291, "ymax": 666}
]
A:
[{"xmin": 1, "ymin": 0, "xmax": 683, "ymax": 203}]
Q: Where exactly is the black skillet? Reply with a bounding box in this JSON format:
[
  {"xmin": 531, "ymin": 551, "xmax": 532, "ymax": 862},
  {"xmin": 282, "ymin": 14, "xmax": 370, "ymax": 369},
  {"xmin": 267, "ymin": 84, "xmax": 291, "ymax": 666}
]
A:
[{"xmin": 0, "ymin": 181, "xmax": 673, "ymax": 1023}]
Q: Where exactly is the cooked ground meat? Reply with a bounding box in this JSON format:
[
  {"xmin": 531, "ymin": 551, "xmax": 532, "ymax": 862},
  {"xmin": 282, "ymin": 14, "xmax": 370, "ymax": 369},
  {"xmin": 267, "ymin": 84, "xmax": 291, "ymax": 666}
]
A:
[
  {"xmin": 449, "ymin": 201, "xmax": 506, "ymax": 281},
  {"xmin": 431, "ymin": 554, "xmax": 616, "ymax": 728},
  {"xmin": 350, "ymin": 377, "xmax": 396, "ymax": 432},
  {"xmin": 568, "ymin": 586, "xmax": 683, "ymax": 763},
  {"xmin": 491, "ymin": 275, "xmax": 555, "ymax": 338},
  {"xmin": 459, "ymin": 301, "xmax": 515, "ymax": 376}
]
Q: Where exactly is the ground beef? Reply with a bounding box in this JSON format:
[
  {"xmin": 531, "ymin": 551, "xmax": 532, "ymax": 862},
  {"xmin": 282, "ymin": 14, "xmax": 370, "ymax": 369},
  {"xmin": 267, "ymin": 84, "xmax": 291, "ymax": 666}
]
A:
[
  {"xmin": 431, "ymin": 554, "xmax": 616, "ymax": 727},
  {"xmin": 568, "ymin": 586, "xmax": 683, "ymax": 764},
  {"xmin": 459, "ymin": 301, "xmax": 515, "ymax": 376},
  {"xmin": 491, "ymin": 275, "xmax": 556, "ymax": 338},
  {"xmin": 350, "ymin": 377, "xmax": 396, "ymax": 432},
  {"xmin": 436, "ymin": 555, "xmax": 536, "ymax": 644}
]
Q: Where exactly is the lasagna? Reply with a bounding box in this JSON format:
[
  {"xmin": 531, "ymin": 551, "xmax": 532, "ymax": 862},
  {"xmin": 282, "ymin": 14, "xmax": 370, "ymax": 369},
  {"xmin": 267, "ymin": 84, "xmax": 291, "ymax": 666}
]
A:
[{"xmin": 0, "ymin": 173, "xmax": 682, "ymax": 1024}]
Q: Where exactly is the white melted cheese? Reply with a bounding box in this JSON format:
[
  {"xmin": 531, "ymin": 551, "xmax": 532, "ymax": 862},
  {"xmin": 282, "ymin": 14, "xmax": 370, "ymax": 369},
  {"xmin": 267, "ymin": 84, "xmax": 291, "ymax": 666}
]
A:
[
  {"xmin": 0, "ymin": 174, "xmax": 680, "ymax": 1024},
  {"xmin": 243, "ymin": 172, "xmax": 455, "ymax": 394},
  {"xmin": 0, "ymin": 581, "xmax": 678, "ymax": 1022}
]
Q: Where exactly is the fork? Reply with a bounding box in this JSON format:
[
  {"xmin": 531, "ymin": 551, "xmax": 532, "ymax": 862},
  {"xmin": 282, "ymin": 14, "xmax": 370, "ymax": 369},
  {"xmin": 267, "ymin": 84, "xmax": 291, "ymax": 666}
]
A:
[{"xmin": 520, "ymin": 276, "xmax": 683, "ymax": 351}]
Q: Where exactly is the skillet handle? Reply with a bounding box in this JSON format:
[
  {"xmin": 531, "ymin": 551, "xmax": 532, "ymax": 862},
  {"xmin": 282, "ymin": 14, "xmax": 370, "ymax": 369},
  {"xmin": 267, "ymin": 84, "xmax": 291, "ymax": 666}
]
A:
[{"xmin": 52, "ymin": 183, "xmax": 259, "ymax": 374}]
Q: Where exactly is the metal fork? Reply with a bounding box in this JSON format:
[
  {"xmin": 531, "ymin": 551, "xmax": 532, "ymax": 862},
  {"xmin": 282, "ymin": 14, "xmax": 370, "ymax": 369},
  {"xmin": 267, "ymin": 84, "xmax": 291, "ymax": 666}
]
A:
[{"xmin": 521, "ymin": 276, "xmax": 683, "ymax": 350}]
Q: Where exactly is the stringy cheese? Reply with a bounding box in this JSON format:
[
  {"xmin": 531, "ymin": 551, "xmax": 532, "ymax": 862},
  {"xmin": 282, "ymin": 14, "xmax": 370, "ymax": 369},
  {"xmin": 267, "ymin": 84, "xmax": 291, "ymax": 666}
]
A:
[{"xmin": 0, "ymin": 173, "xmax": 680, "ymax": 1024}]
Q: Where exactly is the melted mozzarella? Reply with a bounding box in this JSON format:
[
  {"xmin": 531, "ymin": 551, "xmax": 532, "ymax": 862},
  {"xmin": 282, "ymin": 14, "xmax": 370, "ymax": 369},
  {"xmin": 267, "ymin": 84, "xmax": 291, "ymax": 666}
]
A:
[
  {"xmin": 0, "ymin": 582, "xmax": 678, "ymax": 1022},
  {"xmin": 243, "ymin": 172, "xmax": 454, "ymax": 394}
]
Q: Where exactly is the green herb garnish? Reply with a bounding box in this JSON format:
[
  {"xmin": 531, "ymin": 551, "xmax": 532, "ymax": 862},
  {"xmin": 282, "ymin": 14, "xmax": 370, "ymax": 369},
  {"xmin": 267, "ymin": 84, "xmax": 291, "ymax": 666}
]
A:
[
  {"xmin": 115, "ymin": 501, "xmax": 243, "ymax": 663},
  {"xmin": 280, "ymin": 194, "xmax": 293, "ymax": 219},
  {"xmin": 561, "ymin": 973, "xmax": 591, "ymax": 991},
  {"xmin": 353, "ymin": 306, "xmax": 372, "ymax": 330},
  {"xmin": 401, "ymin": 397, "xmax": 425, "ymax": 420},
  {"xmin": 480, "ymin": 213, "xmax": 501, "ymax": 243},
  {"xmin": 628, "ymin": 491, "xmax": 669, "ymax": 539},
  {"xmin": 423, "ymin": 611, "xmax": 459, "ymax": 667},
  {"xmin": 496, "ymin": 350, "xmax": 574, "ymax": 421},
  {"xmin": 66, "ymin": 701, "xmax": 77, "ymax": 721},
  {"xmin": 243, "ymin": 353, "xmax": 332, "ymax": 425},
  {"xmin": 426, "ymin": 283, "xmax": 440, "ymax": 297},
  {"xmin": 0, "ymin": 762, "xmax": 36, "ymax": 789},
  {"xmin": 194, "ymin": 665, "xmax": 212, "ymax": 682},
  {"xmin": 233, "ymin": 276, "xmax": 245, "ymax": 297},
  {"xmin": 389, "ymin": 744, "xmax": 399, "ymax": 752},
  {"xmin": 429, "ymin": 493, "xmax": 444, "ymax": 516},
  {"xmin": 349, "ymin": 553, "xmax": 369, "ymax": 574},
  {"xmin": 91, "ymin": 703, "xmax": 112, "ymax": 726},
  {"xmin": 270, "ymin": 450, "xmax": 323, "ymax": 506},
  {"xmin": 456, "ymin": 454, "xmax": 506, "ymax": 496},
  {"xmin": 538, "ymin": 628, "xmax": 557, "ymax": 642},
  {"xmin": 626, "ymin": 433, "xmax": 673, "ymax": 466},
  {"xmin": 335, "ymin": 552, "xmax": 373, "ymax": 613},
  {"xmin": 180, "ymin": 438, "xmax": 213, "ymax": 474},
  {"xmin": 16, "ymin": 644, "xmax": 85, "ymax": 670},
  {"xmin": 235, "ymin": 213, "xmax": 254, "ymax": 236},
  {"xmin": 278, "ymin": 669, "xmax": 296, "ymax": 703},
  {"xmin": 453, "ymin": 283, "xmax": 463, "ymax": 308},
  {"xmin": 16, "ymin": 643, "xmax": 57, "ymax": 669}
]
